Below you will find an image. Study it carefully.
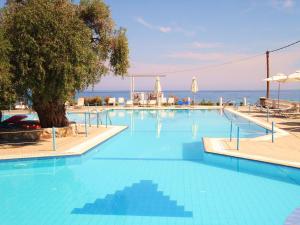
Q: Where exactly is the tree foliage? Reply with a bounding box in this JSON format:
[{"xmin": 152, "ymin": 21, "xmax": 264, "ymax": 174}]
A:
[
  {"xmin": 0, "ymin": 26, "xmax": 15, "ymax": 109},
  {"xmin": 1, "ymin": 0, "xmax": 129, "ymax": 127}
]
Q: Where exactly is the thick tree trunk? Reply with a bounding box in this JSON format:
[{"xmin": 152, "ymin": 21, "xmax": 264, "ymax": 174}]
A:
[{"xmin": 34, "ymin": 101, "xmax": 69, "ymax": 128}]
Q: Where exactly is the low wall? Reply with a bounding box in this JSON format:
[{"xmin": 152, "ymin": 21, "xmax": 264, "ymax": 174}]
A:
[{"xmin": 0, "ymin": 126, "xmax": 75, "ymax": 142}]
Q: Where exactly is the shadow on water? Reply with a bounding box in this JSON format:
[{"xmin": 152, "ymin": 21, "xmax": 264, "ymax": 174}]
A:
[
  {"xmin": 88, "ymin": 141, "xmax": 300, "ymax": 186},
  {"xmin": 2, "ymin": 140, "xmax": 300, "ymax": 186},
  {"xmin": 181, "ymin": 141, "xmax": 300, "ymax": 186}
]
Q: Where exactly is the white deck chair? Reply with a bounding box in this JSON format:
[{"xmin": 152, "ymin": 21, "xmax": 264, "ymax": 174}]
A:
[
  {"xmin": 118, "ymin": 97, "xmax": 125, "ymax": 105},
  {"xmin": 75, "ymin": 98, "xmax": 84, "ymax": 108},
  {"xmin": 108, "ymin": 97, "xmax": 116, "ymax": 106},
  {"xmin": 139, "ymin": 100, "xmax": 147, "ymax": 106},
  {"xmin": 125, "ymin": 100, "xmax": 133, "ymax": 107},
  {"xmin": 148, "ymin": 100, "xmax": 157, "ymax": 106},
  {"xmin": 14, "ymin": 104, "xmax": 27, "ymax": 110},
  {"xmin": 187, "ymin": 97, "xmax": 191, "ymax": 105},
  {"xmin": 168, "ymin": 97, "xmax": 175, "ymax": 105}
]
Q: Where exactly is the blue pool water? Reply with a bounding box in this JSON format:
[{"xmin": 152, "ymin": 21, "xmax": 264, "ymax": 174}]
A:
[{"xmin": 1, "ymin": 109, "xmax": 300, "ymax": 225}]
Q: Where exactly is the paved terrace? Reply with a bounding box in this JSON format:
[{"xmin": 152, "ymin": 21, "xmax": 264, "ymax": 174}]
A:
[{"xmin": 204, "ymin": 106, "xmax": 300, "ymax": 168}]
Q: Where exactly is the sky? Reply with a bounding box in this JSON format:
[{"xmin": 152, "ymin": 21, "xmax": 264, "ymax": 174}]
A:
[{"xmin": 1, "ymin": 0, "xmax": 300, "ymax": 91}]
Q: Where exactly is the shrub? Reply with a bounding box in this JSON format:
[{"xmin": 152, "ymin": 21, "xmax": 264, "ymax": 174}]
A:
[
  {"xmin": 104, "ymin": 96, "xmax": 111, "ymax": 105},
  {"xmin": 84, "ymin": 97, "xmax": 102, "ymax": 106},
  {"xmin": 199, "ymin": 99, "xmax": 215, "ymax": 106}
]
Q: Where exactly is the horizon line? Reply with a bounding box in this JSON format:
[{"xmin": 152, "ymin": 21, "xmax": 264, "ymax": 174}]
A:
[{"xmin": 81, "ymin": 89, "xmax": 299, "ymax": 92}]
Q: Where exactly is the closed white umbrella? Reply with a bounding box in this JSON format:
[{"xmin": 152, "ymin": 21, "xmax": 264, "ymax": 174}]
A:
[
  {"xmin": 154, "ymin": 76, "xmax": 162, "ymax": 105},
  {"xmin": 191, "ymin": 76, "xmax": 199, "ymax": 105}
]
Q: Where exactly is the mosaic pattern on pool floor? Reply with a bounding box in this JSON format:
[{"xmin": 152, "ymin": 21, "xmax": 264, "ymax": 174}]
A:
[{"xmin": 72, "ymin": 180, "xmax": 193, "ymax": 217}]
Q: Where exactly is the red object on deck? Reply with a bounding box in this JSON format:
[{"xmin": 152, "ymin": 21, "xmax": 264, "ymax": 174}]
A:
[{"xmin": 2, "ymin": 115, "xmax": 28, "ymax": 124}]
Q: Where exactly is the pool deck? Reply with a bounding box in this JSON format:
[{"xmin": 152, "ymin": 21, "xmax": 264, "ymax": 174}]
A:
[
  {"xmin": 0, "ymin": 125, "xmax": 127, "ymax": 160},
  {"xmin": 203, "ymin": 106, "xmax": 300, "ymax": 168}
]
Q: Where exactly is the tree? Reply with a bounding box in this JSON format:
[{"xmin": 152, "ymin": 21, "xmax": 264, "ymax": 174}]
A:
[
  {"xmin": 1, "ymin": 0, "xmax": 129, "ymax": 127},
  {"xmin": 0, "ymin": 26, "xmax": 15, "ymax": 112}
]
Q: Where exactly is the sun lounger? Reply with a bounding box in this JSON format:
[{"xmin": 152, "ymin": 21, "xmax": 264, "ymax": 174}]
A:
[
  {"xmin": 281, "ymin": 112, "xmax": 300, "ymax": 119},
  {"xmin": 161, "ymin": 97, "xmax": 167, "ymax": 105},
  {"xmin": 108, "ymin": 97, "xmax": 116, "ymax": 106},
  {"xmin": 15, "ymin": 104, "xmax": 27, "ymax": 110},
  {"xmin": 168, "ymin": 97, "xmax": 175, "ymax": 106},
  {"xmin": 139, "ymin": 100, "xmax": 147, "ymax": 106},
  {"xmin": 75, "ymin": 97, "xmax": 85, "ymax": 109},
  {"xmin": 118, "ymin": 97, "xmax": 125, "ymax": 106},
  {"xmin": 148, "ymin": 100, "xmax": 157, "ymax": 106},
  {"xmin": 125, "ymin": 100, "xmax": 133, "ymax": 107},
  {"xmin": 260, "ymin": 103, "xmax": 296, "ymax": 117}
]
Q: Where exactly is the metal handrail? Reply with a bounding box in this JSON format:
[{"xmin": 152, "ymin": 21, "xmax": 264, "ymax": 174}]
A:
[
  {"xmin": 105, "ymin": 110, "xmax": 112, "ymax": 127},
  {"xmin": 223, "ymin": 100, "xmax": 235, "ymax": 108}
]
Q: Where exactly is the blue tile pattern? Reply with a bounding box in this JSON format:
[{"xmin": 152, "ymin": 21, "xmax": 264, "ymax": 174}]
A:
[{"xmin": 72, "ymin": 180, "xmax": 193, "ymax": 217}]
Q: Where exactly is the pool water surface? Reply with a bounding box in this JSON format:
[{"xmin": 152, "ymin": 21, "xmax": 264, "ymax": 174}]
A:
[{"xmin": 0, "ymin": 109, "xmax": 299, "ymax": 225}]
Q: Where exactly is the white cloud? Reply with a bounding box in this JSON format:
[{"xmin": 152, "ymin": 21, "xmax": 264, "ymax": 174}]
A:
[
  {"xmin": 283, "ymin": 0, "xmax": 294, "ymax": 8},
  {"xmin": 159, "ymin": 26, "xmax": 172, "ymax": 33},
  {"xmin": 271, "ymin": 0, "xmax": 295, "ymax": 9},
  {"xmin": 193, "ymin": 42, "xmax": 223, "ymax": 49},
  {"xmin": 136, "ymin": 17, "xmax": 154, "ymax": 29},
  {"xmin": 135, "ymin": 17, "xmax": 196, "ymax": 35},
  {"xmin": 135, "ymin": 17, "xmax": 171, "ymax": 33}
]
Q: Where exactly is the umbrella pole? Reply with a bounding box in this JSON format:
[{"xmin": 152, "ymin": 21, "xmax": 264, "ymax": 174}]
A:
[
  {"xmin": 277, "ymin": 82, "xmax": 281, "ymax": 108},
  {"xmin": 193, "ymin": 94, "xmax": 195, "ymax": 105}
]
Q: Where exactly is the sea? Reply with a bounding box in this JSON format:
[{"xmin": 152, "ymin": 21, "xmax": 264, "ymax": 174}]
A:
[{"xmin": 77, "ymin": 90, "xmax": 300, "ymax": 104}]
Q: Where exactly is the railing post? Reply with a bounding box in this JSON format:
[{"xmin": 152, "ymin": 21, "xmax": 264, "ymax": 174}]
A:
[
  {"xmin": 106, "ymin": 111, "xmax": 108, "ymax": 128},
  {"xmin": 84, "ymin": 112, "xmax": 88, "ymax": 137},
  {"xmin": 272, "ymin": 122, "xmax": 275, "ymax": 143},
  {"xmin": 267, "ymin": 107, "xmax": 269, "ymax": 122},
  {"xmin": 88, "ymin": 111, "xmax": 91, "ymax": 127},
  {"xmin": 237, "ymin": 127, "xmax": 240, "ymax": 150},
  {"xmin": 248, "ymin": 104, "xmax": 251, "ymax": 114},
  {"xmin": 52, "ymin": 127, "xmax": 56, "ymax": 151},
  {"xmin": 230, "ymin": 120, "xmax": 233, "ymax": 142},
  {"xmin": 96, "ymin": 112, "xmax": 99, "ymax": 128}
]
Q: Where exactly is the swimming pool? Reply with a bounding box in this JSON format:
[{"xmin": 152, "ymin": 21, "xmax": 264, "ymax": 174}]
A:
[{"xmin": 1, "ymin": 109, "xmax": 300, "ymax": 225}]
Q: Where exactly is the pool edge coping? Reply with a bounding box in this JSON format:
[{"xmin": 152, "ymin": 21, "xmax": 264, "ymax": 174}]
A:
[
  {"xmin": 0, "ymin": 125, "xmax": 128, "ymax": 161},
  {"xmin": 203, "ymin": 108, "xmax": 300, "ymax": 168}
]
